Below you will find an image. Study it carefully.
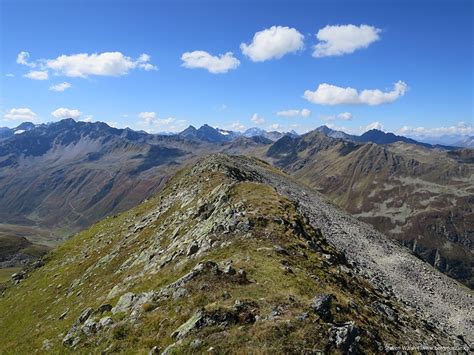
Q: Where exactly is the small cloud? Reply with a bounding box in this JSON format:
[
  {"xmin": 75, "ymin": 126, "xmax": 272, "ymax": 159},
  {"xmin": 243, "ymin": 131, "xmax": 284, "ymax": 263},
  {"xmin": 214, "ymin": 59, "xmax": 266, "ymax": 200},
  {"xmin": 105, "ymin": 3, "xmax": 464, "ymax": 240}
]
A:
[
  {"xmin": 268, "ymin": 123, "xmax": 282, "ymax": 131},
  {"xmin": 241, "ymin": 25, "xmax": 304, "ymax": 62},
  {"xmin": 24, "ymin": 70, "xmax": 49, "ymax": 80},
  {"xmin": 18, "ymin": 51, "xmax": 156, "ymax": 78},
  {"xmin": 181, "ymin": 50, "xmax": 240, "ymax": 74},
  {"xmin": 80, "ymin": 115, "xmax": 93, "ymax": 123},
  {"xmin": 138, "ymin": 111, "xmax": 157, "ymax": 125},
  {"xmin": 337, "ymin": 112, "xmax": 353, "ymax": 120},
  {"xmin": 138, "ymin": 111, "xmax": 187, "ymax": 132},
  {"xmin": 106, "ymin": 121, "xmax": 119, "ymax": 128},
  {"xmin": 277, "ymin": 108, "xmax": 311, "ymax": 118},
  {"xmin": 51, "ymin": 107, "xmax": 81, "ymax": 119},
  {"xmin": 313, "ymin": 24, "xmax": 381, "ymax": 57},
  {"xmin": 365, "ymin": 121, "xmax": 384, "ymax": 131},
  {"xmin": 3, "ymin": 108, "xmax": 37, "ymax": 121},
  {"xmin": 321, "ymin": 112, "xmax": 353, "ymax": 121},
  {"xmin": 304, "ymin": 81, "xmax": 407, "ymax": 106},
  {"xmin": 230, "ymin": 121, "xmax": 246, "ymax": 131},
  {"xmin": 398, "ymin": 122, "xmax": 474, "ymax": 137},
  {"xmin": 251, "ymin": 113, "xmax": 265, "ymax": 125},
  {"xmin": 16, "ymin": 51, "xmax": 36, "ymax": 67},
  {"xmin": 49, "ymin": 82, "xmax": 72, "ymax": 92},
  {"xmin": 5, "ymin": 73, "xmax": 15, "ymax": 77}
]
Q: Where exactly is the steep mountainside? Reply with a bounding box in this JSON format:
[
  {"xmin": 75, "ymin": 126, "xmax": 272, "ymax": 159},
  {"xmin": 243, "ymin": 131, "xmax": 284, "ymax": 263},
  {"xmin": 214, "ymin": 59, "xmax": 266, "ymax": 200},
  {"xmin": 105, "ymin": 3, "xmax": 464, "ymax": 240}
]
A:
[
  {"xmin": 266, "ymin": 131, "xmax": 474, "ymax": 287},
  {"xmin": 0, "ymin": 119, "xmax": 219, "ymax": 248},
  {"xmin": 0, "ymin": 155, "xmax": 471, "ymax": 353}
]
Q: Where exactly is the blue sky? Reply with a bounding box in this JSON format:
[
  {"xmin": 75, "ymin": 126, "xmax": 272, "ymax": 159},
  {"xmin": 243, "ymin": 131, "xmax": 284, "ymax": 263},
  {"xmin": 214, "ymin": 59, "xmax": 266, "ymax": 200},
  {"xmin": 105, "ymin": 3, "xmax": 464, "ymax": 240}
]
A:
[{"xmin": 1, "ymin": 0, "xmax": 472, "ymax": 137}]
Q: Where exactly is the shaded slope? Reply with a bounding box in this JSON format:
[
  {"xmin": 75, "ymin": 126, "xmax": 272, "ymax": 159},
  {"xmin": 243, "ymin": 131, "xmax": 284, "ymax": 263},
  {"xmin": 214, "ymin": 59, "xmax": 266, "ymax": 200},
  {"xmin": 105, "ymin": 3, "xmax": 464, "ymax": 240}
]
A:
[
  {"xmin": 266, "ymin": 131, "xmax": 474, "ymax": 288},
  {"xmin": 0, "ymin": 154, "xmax": 469, "ymax": 353},
  {"xmin": 0, "ymin": 119, "xmax": 216, "ymax": 246}
]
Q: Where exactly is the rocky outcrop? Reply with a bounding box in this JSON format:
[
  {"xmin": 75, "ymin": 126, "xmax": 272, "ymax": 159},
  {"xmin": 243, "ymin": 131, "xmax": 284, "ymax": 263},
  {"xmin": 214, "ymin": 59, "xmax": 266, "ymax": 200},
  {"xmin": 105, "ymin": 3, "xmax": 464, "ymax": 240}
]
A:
[{"xmin": 0, "ymin": 154, "xmax": 471, "ymax": 353}]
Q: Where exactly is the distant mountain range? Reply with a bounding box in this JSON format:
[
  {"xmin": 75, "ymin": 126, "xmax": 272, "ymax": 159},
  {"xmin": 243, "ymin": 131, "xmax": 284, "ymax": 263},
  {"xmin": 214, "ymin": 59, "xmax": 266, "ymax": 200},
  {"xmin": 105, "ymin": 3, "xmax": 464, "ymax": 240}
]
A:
[
  {"xmin": 3, "ymin": 120, "xmax": 471, "ymax": 148},
  {"xmin": 0, "ymin": 118, "xmax": 472, "ymax": 288}
]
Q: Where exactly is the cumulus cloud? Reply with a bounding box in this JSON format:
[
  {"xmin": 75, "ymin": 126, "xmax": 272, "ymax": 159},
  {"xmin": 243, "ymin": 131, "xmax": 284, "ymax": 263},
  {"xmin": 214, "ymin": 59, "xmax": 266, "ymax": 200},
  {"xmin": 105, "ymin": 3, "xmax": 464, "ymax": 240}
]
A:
[
  {"xmin": 398, "ymin": 122, "xmax": 474, "ymax": 137},
  {"xmin": 46, "ymin": 52, "xmax": 157, "ymax": 77},
  {"xmin": 138, "ymin": 112, "xmax": 187, "ymax": 132},
  {"xmin": 17, "ymin": 51, "xmax": 157, "ymax": 78},
  {"xmin": 268, "ymin": 123, "xmax": 283, "ymax": 131},
  {"xmin": 181, "ymin": 51, "xmax": 240, "ymax": 74},
  {"xmin": 241, "ymin": 26, "xmax": 304, "ymax": 62},
  {"xmin": 4, "ymin": 108, "xmax": 37, "ymax": 121},
  {"xmin": 49, "ymin": 82, "xmax": 72, "ymax": 92},
  {"xmin": 321, "ymin": 112, "xmax": 353, "ymax": 121},
  {"xmin": 138, "ymin": 111, "xmax": 157, "ymax": 125},
  {"xmin": 17, "ymin": 51, "xmax": 36, "ymax": 67},
  {"xmin": 230, "ymin": 121, "xmax": 246, "ymax": 131},
  {"xmin": 313, "ymin": 24, "xmax": 381, "ymax": 57},
  {"xmin": 24, "ymin": 70, "xmax": 49, "ymax": 80},
  {"xmin": 6, "ymin": 73, "xmax": 15, "ymax": 77},
  {"xmin": 277, "ymin": 108, "xmax": 311, "ymax": 118},
  {"xmin": 251, "ymin": 113, "xmax": 265, "ymax": 125},
  {"xmin": 365, "ymin": 121, "xmax": 384, "ymax": 131},
  {"xmin": 304, "ymin": 81, "xmax": 407, "ymax": 106},
  {"xmin": 51, "ymin": 107, "xmax": 82, "ymax": 119}
]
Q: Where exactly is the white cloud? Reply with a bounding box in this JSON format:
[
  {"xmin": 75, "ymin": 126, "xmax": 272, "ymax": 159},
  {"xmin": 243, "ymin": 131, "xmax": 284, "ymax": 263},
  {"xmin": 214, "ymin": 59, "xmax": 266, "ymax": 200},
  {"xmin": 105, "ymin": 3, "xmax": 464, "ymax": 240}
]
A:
[
  {"xmin": 313, "ymin": 24, "xmax": 381, "ymax": 57},
  {"xmin": 268, "ymin": 123, "xmax": 283, "ymax": 131},
  {"xmin": 16, "ymin": 51, "xmax": 36, "ymax": 67},
  {"xmin": 304, "ymin": 81, "xmax": 407, "ymax": 106},
  {"xmin": 337, "ymin": 112, "xmax": 353, "ymax": 120},
  {"xmin": 277, "ymin": 108, "xmax": 311, "ymax": 118},
  {"xmin": 24, "ymin": 70, "xmax": 49, "ymax": 80},
  {"xmin": 138, "ymin": 112, "xmax": 187, "ymax": 132},
  {"xmin": 3, "ymin": 108, "xmax": 37, "ymax": 121},
  {"xmin": 365, "ymin": 121, "xmax": 384, "ymax": 131},
  {"xmin": 181, "ymin": 51, "xmax": 240, "ymax": 74},
  {"xmin": 106, "ymin": 121, "xmax": 119, "ymax": 128},
  {"xmin": 230, "ymin": 121, "xmax": 246, "ymax": 131},
  {"xmin": 321, "ymin": 112, "xmax": 353, "ymax": 121},
  {"xmin": 6, "ymin": 73, "xmax": 15, "ymax": 77},
  {"xmin": 17, "ymin": 51, "xmax": 157, "ymax": 78},
  {"xmin": 251, "ymin": 113, "xmax": 265, "ymax": 125},
  {"xmin": 51, "ymin": 107, "xmax": 82, "ymax": 119},
  {"xmin": 241, "ymin": 26, "xmax": 304, "ymax": 62},
  {"xmin": 49, "ymin": 82, "xmax": 72, "ymax": 92},
  {"xmin": 138, "ymin": 111, "xmax": 157, "ymax": 125},
  {"xmin": 398, "ymin": 122, "xmax": 474, "ymax": 137},
  {"xmin": 80, "ymin": 115, "xmax": 93, "ymax": 123}
]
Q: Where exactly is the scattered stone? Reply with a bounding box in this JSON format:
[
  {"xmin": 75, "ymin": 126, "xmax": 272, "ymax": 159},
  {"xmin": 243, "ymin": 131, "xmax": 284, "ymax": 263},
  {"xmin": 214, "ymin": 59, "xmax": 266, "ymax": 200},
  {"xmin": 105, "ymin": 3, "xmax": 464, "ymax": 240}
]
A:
[
  {"xmin": 42, "ymin": 339, "xmax": 52, "ymax": 351},
  {"xmin": 172, "ymin": 310, "xmax": 204, "ymax": 339},
  {"xmin": 236, "ymin": 269, "xmax": 248, "ymax": 284},
  {"xmin": 311, "ymin": 294, "xmax": 333, "ymax": 321},
  {"xmin": 59, "ymin": 309, "xmax": 69, "ymax": 320},
  {"xmin": 82, "ymin": 318, "xmax": 97, "ymax": 335},
  {"xmin": 78, "ymin": 307, "xmax": 94, "ymax": 323},
  {"xmin": 223, "ymin": 264, "xmax": 236, "ymax": 275},
  {"xmin": 97, "ymin": 304, "xmax": 113, "ymax": 314},
  {"xmin": 187, "ymin": 243, "xmax": 199, "ymax": 256},
  {"xmin": 190, "ymin": 338, "xmax": 202, "ymax": 349},
  {"xmin": 98, "ymin": 316, "xmax": 113, "ymax": 328},
  {"xmin": 172, "ymin": 287, "xmax": 188, "ymax": 299},
  {"xmin": 11, "ymin": 271, "xmax": 26, "ymax": 282},
  {"xmin": 329, "ymin": 322, "xmax": 360, "ymax": 354},
  {"xmin": 148, "ymin": 345, "xmax": 160, "ymax": 354},
  {"xmin": 274, "ymin": 245, "xmax": 289, "ymax": 255}
]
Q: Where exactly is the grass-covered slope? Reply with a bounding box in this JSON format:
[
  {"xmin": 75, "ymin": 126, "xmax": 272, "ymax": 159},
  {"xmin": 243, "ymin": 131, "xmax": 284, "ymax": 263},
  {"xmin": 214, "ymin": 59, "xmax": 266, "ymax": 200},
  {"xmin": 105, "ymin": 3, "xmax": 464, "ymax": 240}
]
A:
[{"xmin": 0, "ymin": 155, "xmax": 461, "ymax": 353}]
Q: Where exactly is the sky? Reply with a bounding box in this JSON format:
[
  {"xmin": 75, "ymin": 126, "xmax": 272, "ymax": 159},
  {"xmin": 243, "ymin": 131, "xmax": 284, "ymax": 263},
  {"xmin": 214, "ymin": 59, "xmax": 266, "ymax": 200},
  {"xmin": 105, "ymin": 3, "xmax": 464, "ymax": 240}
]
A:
[{"xmin": 1, "ymin": 0, "xmax": 473, "ymax": 138}]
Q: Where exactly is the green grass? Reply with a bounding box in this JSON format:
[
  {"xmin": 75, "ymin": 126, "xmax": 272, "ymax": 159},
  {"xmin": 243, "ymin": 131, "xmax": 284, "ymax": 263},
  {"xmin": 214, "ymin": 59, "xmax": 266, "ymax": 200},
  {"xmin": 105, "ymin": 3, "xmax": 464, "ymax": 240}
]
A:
[{"xmin": 0, "ymin": 160, "xmax": 441, "ymax": 354}]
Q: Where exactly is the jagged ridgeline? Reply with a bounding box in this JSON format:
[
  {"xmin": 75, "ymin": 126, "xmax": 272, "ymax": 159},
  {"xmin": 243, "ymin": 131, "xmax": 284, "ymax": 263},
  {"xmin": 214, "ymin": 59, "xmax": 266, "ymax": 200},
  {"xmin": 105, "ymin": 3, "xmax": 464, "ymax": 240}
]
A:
[{"xmin": 0, "ymin": 155, "xmax": 469, "ymax": 353}]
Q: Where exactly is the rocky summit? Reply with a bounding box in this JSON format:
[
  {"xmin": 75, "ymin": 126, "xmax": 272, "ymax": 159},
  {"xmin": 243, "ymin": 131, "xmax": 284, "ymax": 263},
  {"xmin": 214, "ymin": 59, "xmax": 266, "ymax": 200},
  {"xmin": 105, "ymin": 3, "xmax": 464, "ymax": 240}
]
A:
[{"xmin": 0, "ymin": 154, "xmax": 471, "ymax": 353}]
